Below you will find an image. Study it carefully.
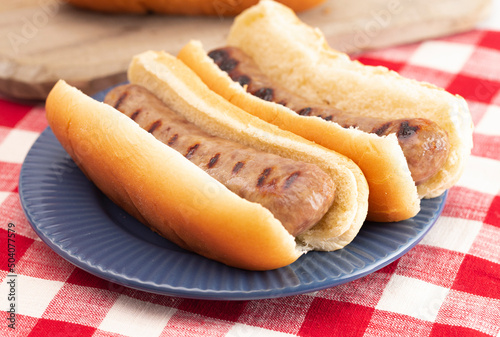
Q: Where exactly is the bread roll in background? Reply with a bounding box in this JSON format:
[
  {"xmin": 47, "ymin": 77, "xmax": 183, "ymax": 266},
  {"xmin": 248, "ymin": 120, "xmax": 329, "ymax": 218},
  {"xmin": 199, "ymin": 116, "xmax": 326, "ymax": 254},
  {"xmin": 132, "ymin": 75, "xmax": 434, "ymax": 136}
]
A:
[
  {"xmin": 61, "ymin": 0, "xmax": 324, "ymax": 15},
  {"xmin": 178, "ymin": 0, "xmax": 474, "ymax": 222}
]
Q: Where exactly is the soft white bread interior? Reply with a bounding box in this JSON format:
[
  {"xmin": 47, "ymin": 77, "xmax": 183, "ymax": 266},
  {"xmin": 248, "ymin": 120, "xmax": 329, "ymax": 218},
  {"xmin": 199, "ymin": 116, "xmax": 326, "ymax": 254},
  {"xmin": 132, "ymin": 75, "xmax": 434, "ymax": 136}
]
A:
[
  {"xmin": 128, "ymin": 50, "xmax": 368, "ymax": 253},
  {"xmin": 46, "ymin": 80, "xmax": 301, "ymax": 270},
  {"xmin": 179, "ymin": 0, "xmax": 473, "ymax": 222},
  {"xmin": 45, "ymin": 49, "xmax": 368, "ymax": 269},
  {"xmin": 179, "ymin": 40, "xmax": 417, "ymax": 222}
]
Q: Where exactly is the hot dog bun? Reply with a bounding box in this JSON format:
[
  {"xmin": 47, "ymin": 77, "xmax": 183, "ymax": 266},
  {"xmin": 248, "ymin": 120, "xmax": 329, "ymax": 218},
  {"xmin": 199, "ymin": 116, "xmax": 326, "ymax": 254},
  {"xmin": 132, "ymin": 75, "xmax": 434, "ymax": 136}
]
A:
[
  {"xmin": 45, "ymin": 50, "xmax": 368, "ymax": 270},
  {"xmin": 46, "ymin": 80, "xmax": 300, "ymax": 270},
  {"xmin": 178, "ymin": 0, "xmax": 474, "ymax": 222},
  {"xmin": 62, "ymin": 0, "xmax": 324, "ymax": 15}
]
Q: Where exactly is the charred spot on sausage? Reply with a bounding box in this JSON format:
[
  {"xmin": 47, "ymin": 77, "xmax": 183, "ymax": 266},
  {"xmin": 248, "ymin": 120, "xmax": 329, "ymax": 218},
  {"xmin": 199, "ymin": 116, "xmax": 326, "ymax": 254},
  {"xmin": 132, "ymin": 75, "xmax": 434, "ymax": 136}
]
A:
[
  {"xmin": 208, "ymin": 153, "xmax": 220, "ymax": 168},
  {"xmin": 236, "ymin": 75, "xmax": 251, "ymax": 87},
  {"xmin": 284, "ymin": 172, "xmax": 300, "ymax": 189},
  {"xmin": 147, "ymin": 120, "xmax": 162, "ymax": 134},
  {"xmin": 113, "ymin": 91, "xmax": 128, "ymax": 109},
  {"xmin": 322, "ymin": 115, "xmax": 333, "ymax": 121},
  {"xmin": 373, "ymin": 122, "xmax": 392, "ymax": 136},
  {"xmin": 185, "ymin": 143, "xmax": 200, "ymax": 159},
  {"xmin": 207, "ymin": 49, "xmax": 228, "ymax": 64},
  {"xmin": 257, "ymin": 167, "xmax": 273, "ymax": 187},
  {"xmin": 130, "ymin": 109, "xmax": 141, "ymax": 121},
  {"xmin": 167, "ymin": 134, "xmax": 178, "ymax": 146},
  {"xmin": 398, "ymin": 121, "xmax": 419, "ymax": 139},
  {"xmin": 220, "ymin": 58, "xmax": 239, "ymax": 72},
  {"xmin": 298, "ymin": 107, "xmax": 312, "ymax": 116},
  {"xmin": 254, "ymin": 88, "xmax": 274, "ymax": 102},
  {"xmin": 232, "ymin": 161, "xmax": 245, "ymax": 174}
]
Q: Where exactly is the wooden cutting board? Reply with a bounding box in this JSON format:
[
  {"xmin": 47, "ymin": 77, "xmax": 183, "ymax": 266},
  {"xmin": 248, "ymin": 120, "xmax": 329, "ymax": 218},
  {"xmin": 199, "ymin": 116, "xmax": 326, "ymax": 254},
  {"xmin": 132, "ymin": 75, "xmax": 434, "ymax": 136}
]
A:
[{"xmin": 0, "ymin": 0, "xmax": 492, "ymax": 100}]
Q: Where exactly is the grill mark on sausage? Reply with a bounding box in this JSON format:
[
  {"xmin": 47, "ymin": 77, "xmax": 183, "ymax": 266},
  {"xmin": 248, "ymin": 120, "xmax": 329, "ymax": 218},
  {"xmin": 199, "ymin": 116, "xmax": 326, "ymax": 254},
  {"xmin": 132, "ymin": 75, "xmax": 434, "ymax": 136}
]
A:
[
  {"xmin": 167, "ymin": 134, "xmax": 178, "ymax": 146},
  {"xmin": 322, "ymin": 115, "xmax": 333, "ymax": 121},
  {"xmin": 284, "ymin": 172, "xmax": 300, "ymax": 189},
  {"xmin": 185, "ymin": 143, "xmax": 200, "ymax": 159},
  {"xmin": 220, "ymin": 58, "xmax": 239, "ymax": 72},
  {"xmin": 147, "ymin": 120, "xmax": 162, "ymax": 133},
  {"xmin": 254, "ymin": 88, "xmax": 274, "ymax": 101},
  {"xmin": 298, "ymin": 107, "xmax": 312, "ymax": 116},
  {"xmin": 208, "ymin": 153, "xmax": 220, "ymax": 168},
  {"xmin": 236, "ymin": 75, "xmax": 251, "ymax": 87},
  {"xmin": 113, "ymin": 91, "xmax": 128, "ymax": 109},
  {"xmin": 373, "ymin": 121, "xmax": 392, "ymax": 136},
  {"xmin": 232, "ymin": 161, "xmax": 244, "ymax": 174},
  {"xmin": 208, "ymin": 49, "xmax": 228, "ymax": 63},
  {"xmin": 257, "ymin": 167, "xmax": 273, "ymax": 187},
  {"xmin": 105, "ymin": 83, "xmax": 338, "ymax": 237},
  {"xmin": 130, "ymin": 109, "xmax": 141, "ymax": 121},
  {"xmin": 398, "ymin": 121, "xmax": 419, "ymax": 139}
]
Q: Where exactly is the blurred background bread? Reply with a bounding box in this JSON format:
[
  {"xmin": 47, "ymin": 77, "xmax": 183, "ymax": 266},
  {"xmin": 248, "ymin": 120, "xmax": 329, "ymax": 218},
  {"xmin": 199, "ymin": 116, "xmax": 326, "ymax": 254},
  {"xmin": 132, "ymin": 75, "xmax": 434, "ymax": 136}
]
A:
[
  {"xmin": 0, "ymin": 0, "xmax": 492, "ymax": 100},
  {"xmin": 61, "ymin": 0, "xmax": 325, "ymax": 16}
]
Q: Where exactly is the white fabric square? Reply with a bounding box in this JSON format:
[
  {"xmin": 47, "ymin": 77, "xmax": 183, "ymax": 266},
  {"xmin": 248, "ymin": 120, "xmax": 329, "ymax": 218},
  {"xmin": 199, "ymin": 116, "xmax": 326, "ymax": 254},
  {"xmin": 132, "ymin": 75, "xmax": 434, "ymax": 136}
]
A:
[
  {"xmin": 0, "ymin": 191, "xmax": 10, "ymax": 205},
  {"xmin": 437, "ymin": 290, "xmax": 500, "ymax": 336},
  {"xmin": 469, "ymin": 223, "xmax": 500, "ymax": 264},
  {"xmin": 376, "ymin": 275, "xmax": 449, "ymax": 321},
  {"xmin": 98, "ymin": 295, "xmax": 176, "ymax": 337},
  {"xmin": 456, "ymin": 155, "xmax": 500, "ymax": 195},
  {"xmin": 409, "ymin": 41, "xmax": 474, "ymax": 73},
  {"xmin": 0, "ymin": 129, "xmax": 39, "ymax": 163},
  {"xmin": 474, "ymin": 105, "xmax": 500, "ymax": 136},
  {"xmin": 462, "ymin": 47, "xmax": 500, "ymax": 82},
  {"xmin": 419, "ymin": 216, "xmax": 482, "ymax": 253},
  {"xmin": 227, "ymin": 324, "xmax": 296, "ymax": 337},
  {"xmin": 0, "ymin": 275, "xmax": 64, "ymax": 318}
]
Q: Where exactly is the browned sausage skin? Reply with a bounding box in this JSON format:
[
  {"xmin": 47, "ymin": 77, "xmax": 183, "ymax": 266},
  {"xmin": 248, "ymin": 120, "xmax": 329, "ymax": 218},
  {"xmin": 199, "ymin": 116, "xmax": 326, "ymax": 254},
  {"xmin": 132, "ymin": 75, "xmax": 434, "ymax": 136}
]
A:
[
  {"xmin": 104, "ymin": 84, "xmax": 336, "ymax": 237},
  {"xmin": 208, "ymin": 47, "xmax": 450, "ymax": 185}
]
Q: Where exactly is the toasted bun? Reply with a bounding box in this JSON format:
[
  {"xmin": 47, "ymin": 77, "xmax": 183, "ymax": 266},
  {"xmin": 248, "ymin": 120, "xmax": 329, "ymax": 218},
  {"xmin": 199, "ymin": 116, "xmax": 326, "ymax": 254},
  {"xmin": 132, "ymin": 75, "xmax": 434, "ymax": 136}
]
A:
[
  {"xmin": 45, "ymin": 50, "xmax": 368, "ymax": 269},
  {"xmin": 62, "ymin": 0, "xmax": 324, "ymax": 16},
  {"xmin": 46, "ymin": 80, "xmax": 301, "ymax": 270},
  {"xmin": 178, "ymin": 0, "xmax": 473, "ymax": 222},
  {"xmin": 128, "ymin": 50, "xmax": 368, "ymax": 252}
]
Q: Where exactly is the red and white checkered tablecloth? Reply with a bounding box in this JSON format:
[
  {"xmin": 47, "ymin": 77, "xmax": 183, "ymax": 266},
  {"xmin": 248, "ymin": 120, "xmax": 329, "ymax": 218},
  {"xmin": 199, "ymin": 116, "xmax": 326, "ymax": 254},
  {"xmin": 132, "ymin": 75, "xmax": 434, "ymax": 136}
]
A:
[{"xmin": 1, "ymin": 21, "xmax": 500, "ymax": 337}]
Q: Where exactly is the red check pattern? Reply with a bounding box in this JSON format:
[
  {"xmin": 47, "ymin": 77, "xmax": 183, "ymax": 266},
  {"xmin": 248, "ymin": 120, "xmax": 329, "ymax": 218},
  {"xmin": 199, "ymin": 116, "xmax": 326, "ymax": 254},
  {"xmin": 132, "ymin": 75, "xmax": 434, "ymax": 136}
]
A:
[{"xmin": 1, "ymin": 29, "xmax": 500, "ymax": 337}]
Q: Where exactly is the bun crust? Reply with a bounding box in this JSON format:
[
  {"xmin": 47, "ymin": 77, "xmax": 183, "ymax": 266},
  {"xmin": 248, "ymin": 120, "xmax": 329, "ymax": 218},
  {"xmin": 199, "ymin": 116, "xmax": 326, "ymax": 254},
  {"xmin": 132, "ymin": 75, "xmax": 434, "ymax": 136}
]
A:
[
  {"xmin": 45, "ymin": 48, "xmax": 368, "ymax": 269},
  {"xmin": 46, "ymin": 80, "xmax": 301, "ymax": 270},
  {"xmin": 62, "ymin": 0, "xmax": 324, "ymax": 16},
  {"xmin": 178, "ymin": 0, "xmax": 473, "ymax": 222},
  {"xmin": 128, "ymin": 50, "xmax": 368, "ymax": 252},
  {"xmin": 179, "ymin": 40, "xmax": 418, "ymax": 222}
]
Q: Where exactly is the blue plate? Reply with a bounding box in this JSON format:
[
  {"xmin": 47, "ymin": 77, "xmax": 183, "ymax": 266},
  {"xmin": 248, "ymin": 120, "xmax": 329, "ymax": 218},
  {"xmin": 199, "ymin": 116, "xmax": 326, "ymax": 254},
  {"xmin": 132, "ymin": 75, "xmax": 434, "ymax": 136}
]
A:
[{"xmin": 19, "ymin": 121, "xmax": 447, "ymax": 301}]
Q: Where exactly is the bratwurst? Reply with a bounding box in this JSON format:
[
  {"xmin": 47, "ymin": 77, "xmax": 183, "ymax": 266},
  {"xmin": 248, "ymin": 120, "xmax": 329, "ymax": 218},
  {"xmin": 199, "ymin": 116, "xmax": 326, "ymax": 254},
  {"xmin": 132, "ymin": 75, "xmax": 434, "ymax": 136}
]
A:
[
  {"xmin": 104, "ymin": 84, "xmax": 336, "ymax": 236},
  {"xmin": 208, "ymin": 47, "xmax": 450, "ymax": 185}
]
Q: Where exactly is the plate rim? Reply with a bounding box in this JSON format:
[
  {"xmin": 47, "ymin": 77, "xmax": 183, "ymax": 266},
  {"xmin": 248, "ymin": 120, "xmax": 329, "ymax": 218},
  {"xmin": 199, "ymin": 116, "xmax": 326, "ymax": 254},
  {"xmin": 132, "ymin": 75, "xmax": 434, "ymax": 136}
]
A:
[{"xmin": 19, "ymin": 126, "xmax": 447, "ymax": 301}]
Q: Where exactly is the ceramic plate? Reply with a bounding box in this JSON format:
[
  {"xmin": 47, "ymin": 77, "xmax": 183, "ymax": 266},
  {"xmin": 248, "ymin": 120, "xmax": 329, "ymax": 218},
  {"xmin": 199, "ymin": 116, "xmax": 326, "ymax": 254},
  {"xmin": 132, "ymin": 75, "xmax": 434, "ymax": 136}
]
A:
[{"xmin": 19, "ymin": 126, "xmax": 447, "ymax": 300}]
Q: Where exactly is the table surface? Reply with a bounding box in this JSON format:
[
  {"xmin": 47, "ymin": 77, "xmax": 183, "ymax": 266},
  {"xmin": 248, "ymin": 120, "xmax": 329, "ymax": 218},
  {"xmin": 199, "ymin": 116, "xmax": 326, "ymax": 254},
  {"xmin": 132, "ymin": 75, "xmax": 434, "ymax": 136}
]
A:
[{"xmin": 1, "ymin": 4, "xmax": 500, "ymax": 337}]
